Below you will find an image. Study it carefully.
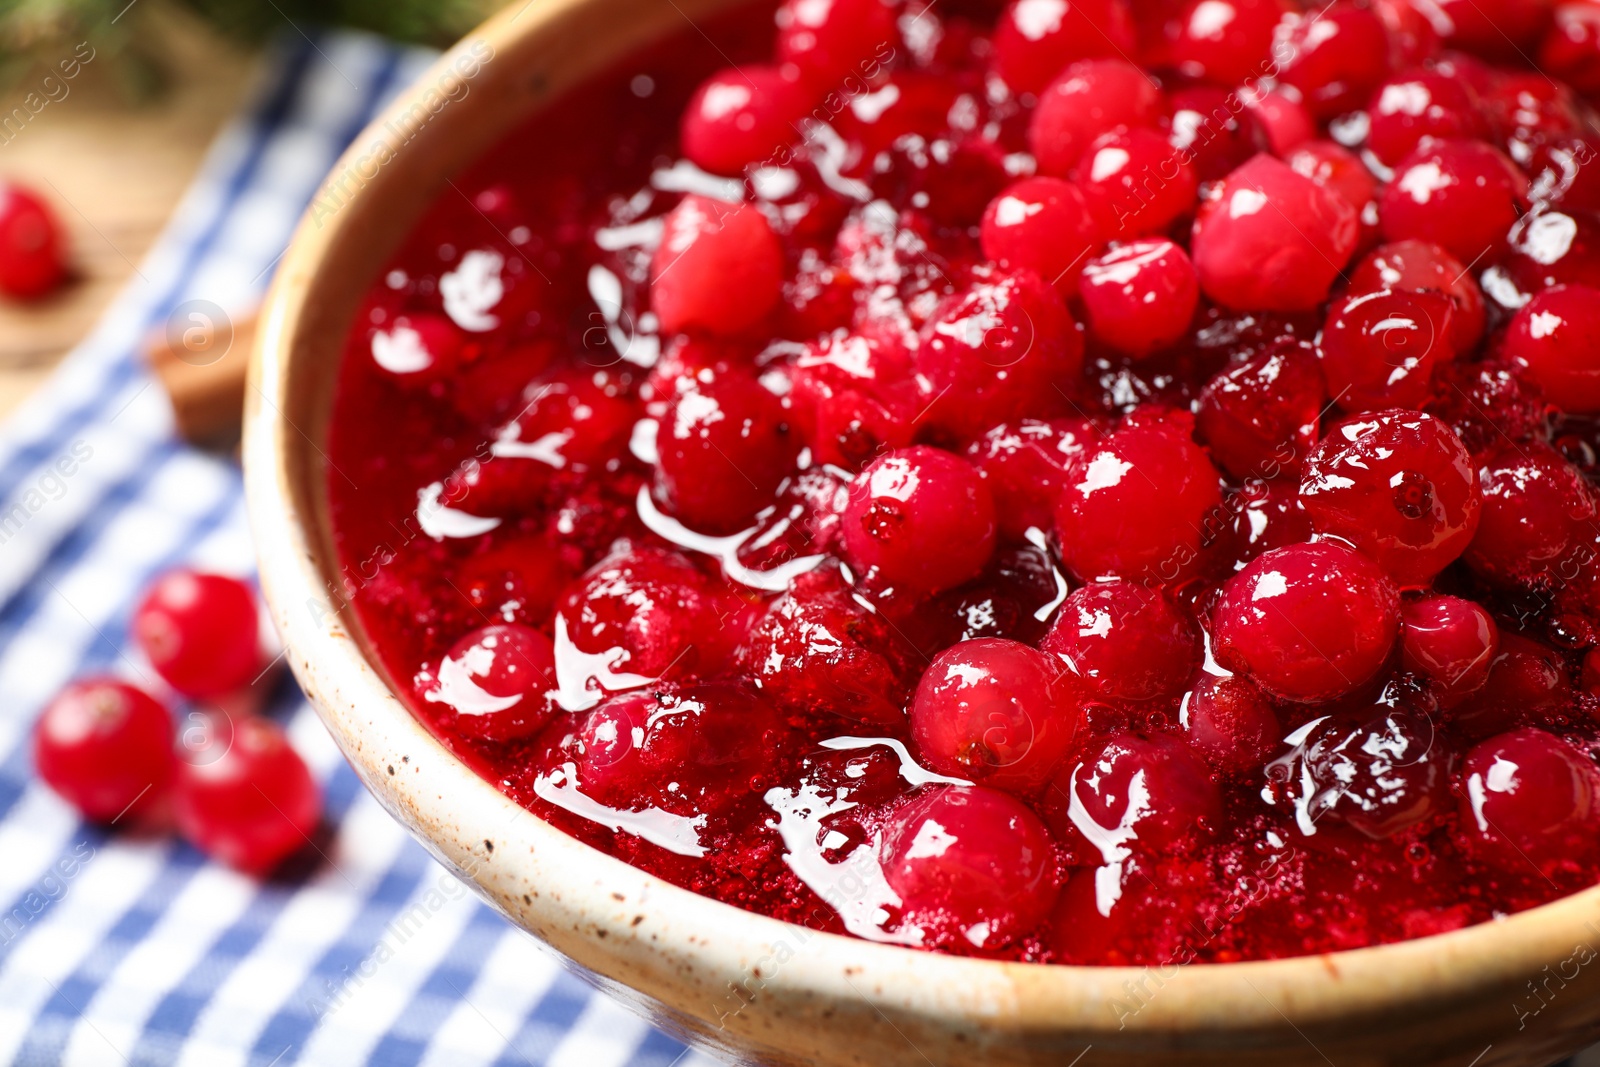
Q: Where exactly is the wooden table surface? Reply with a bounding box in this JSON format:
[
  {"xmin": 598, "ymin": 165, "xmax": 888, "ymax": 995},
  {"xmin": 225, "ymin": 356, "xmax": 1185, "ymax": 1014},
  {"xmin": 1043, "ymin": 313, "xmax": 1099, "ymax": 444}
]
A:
[{"xmin": 0, "ymin": 5, "xmax": 259, "ymax": 422}]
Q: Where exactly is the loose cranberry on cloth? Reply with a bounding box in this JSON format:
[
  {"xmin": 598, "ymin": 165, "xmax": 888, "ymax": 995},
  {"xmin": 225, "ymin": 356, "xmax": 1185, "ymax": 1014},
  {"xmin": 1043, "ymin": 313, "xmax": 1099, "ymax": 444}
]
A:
[
  {"xmin": 33, "ymin": 679, "xmax": 174, "ymax": 823},
  {"xmin": 132, "ymin": 569, "xmax": 263, "ymax": 698},
  {"xmin": 174, "ymin": 716, "xmax": 322, "ymax": 874}
]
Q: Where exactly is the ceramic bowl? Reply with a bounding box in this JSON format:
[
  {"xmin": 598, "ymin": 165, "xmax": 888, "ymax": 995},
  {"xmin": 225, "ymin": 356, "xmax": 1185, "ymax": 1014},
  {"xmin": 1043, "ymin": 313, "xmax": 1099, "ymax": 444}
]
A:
[{"xmin": 243, "ymin": 1, "xmax": 1600, "ymax": 1063}]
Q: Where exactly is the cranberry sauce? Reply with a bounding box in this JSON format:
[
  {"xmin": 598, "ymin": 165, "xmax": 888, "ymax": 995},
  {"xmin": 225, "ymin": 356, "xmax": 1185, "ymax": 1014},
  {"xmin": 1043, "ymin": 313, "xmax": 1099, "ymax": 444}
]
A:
[{"xmin": 328, "ymin": 0, "xmax": 1600, "ymax": 965}]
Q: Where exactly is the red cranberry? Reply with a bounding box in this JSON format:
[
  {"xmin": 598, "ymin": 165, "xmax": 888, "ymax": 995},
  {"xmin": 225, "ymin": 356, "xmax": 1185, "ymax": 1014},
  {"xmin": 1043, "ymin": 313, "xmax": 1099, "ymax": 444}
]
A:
[
  {"xmin": 1542, "ymin": 1, "xmax": 1600, "ymax": 95},
  {"xmin": 1425, "ymin": 358, "xmax": 1549, "ymax": 456},
  {"xmin": 1316, "ymin": 288, "xmax": 1457, "ymax": 414},
  {"xmin": 1075, "ymin": 129, "xmax": 1199, "ymax": 238},
  {"xmin": 990, "ymin": 0, "xmax": 1138, "ymax": 95},
  {"xmin": 1191, "ymin": 154, "xmax": 1361, "ymax": 312},
  {"xmin": 834, "ymin": 73, "xmax": 961, "ymax": 162},
  {"xmin": 0, "ymin": 182, "xmax": 65, "ymax": 299},
  {"xmin": 1169, "ymin": 86, "xmax": 1257, "ymax": 183},
  {"xmin": 1212, "ymin": 541, "xmax": 1401, "ymax": 703},
  {"xmin": 458, "ymin": 534, "xmax": 570, "ymax": 625},
  {"xmin": 1461, "ymin": 728, "xmax": 1597, "ymax": 865},
  {"xmin": 1299, "ymin": 411, "xmax": 1480, "ymax": 587},
  {"xmin": 1401, "ymin": 594, "xmax": 1498, "ymax": 698},
  {"xmin": 1463, "ymin": 444, "xmax": 1596, "ymax": 590},
  {"xmin": 1346, "ymin": 239, "xmax": 1486, "ymax": 351},
  {"xmin": 133, "ymin": 570, "xmax": 262, "ymax": 698},
  {"xmin": 1379, "ymin": 139, "xmax": 1526, "ymax": 266},
  {"xmin": 1079, "ymin": 239, "xmax": 1200, "ymax": 358},
  {"xmin": 1242, "ymin": 86, "xmax": 1315, "ymax": 156},
  {"xmin": 789, "ymin": 331, "xmax": 918, "ymax": 469},
  {"xmin": 175, "ymin": 717, "xmax": 321, "ymax": 873},
  {"xmin": 1373, "ymin": 0, "xmax": 1443, "ymax": 65},
  {"xmin": 651, "ymin": 196, "xmax": 783, "ymax": 336},
  {"xmin": 680, "ymin": 66, "xmax": 808, "ymax": 177},
  {"xmin": 1522, "ymin": 134, "xmax": 1600, "ymax": 214},
  {"xmin": 473, "ymin": 368, "xmax": 639, "ymax": 508},
  {"xmin": 1489, "ymin": 74, "xmax": 1584, "ymax": 163},
  {"xmin": 912, "ymin": 269, "xmax": 1082, "ymax": 440},
  {"xmin": 885, "ymin": 136, "xmax": 1012, "ymax": 229},
  {"xmin": 34, "ymin": 679, "xmax": 174, "ymax": 823},
  {"xmin": 978, "ymin": 178, "xmax": 1103, "ymax": 295},
  {"xmin": 733, "ymin": 466, "xmax": 851, "ymax": 572},
  {"xmin": 879, "ymin": 785, "xmax": 1058, "ymax": 950},
  {"xmin": 1047, "ymin": 865, "xmax": 1202, "ymax": 964},
  {"xmin": 556, "ymin": 545, "xmax": 727, "ymax": 679},
  {"xmin": 1167, "ymin": 0, "xmax": 1289, "ymax": 85},
  {"xmin": 1181, "ymin": 674, "xmax": 1281, "ymax": 776},
  {"xmin": 419, "ymin": 624, "xmax": 557, "ymax": 742},
  {"xmin": 1276, "ymin": 3, "xmax": 1393, "ymax": 120},
  {"xmin": 842, "ymin": 446, "xmax": 997, "ymax": 595},
  {"xmin": 1196, "ymin": 343, "xmax": 1325, "ymax": 482},
  {"xmin": 1054, "ymin": 413, "xmax": 1225, "ymax": 585},
  {"xmin": 1455, "ymin": 634, "xmax": 1575, "ymax": 740},
  {"xmin": 1227, "ymin": 479, "xmax": 1315, "ymax": 566},
  {"xmin": 912, "ymin": 637, "xmax": 1087, "ymax": 794},
  {"xmin": 1363, "ymin": 69, "xmax": 1486, "ymax": 167},
  {"xmin": 1431, "ymin": 0, "xmax": 1555, "ymax": 54},
  {"xmin": 1505, "ymin": 284, "xmax": 1600, "ymax": 413},
  {"xmin": 560, "ymin": 683, "xmax": 787, "ymax": 816},
  {"xmin": 369, "ymin": 313, "xmax": 462, "ymax": 384},
  {"xmin": 740, "ymin": 564, "xmax": 917, "ymax": 726},
  {"xmin": 654, "ymin": 368, "xmax": 797, "ymax": 534},
  {"xmin": 1042, "ymin": 581, "xmax": 1201, "ymax": 701},
  {"xmin": 911, "ymin": 544, "xmax": 1063, "ymax": 654},
  {"xmin": 1048, "ymin": 733, "xmax": 1222, "ymax": 851},
  {"xmin": 1297, "ymin": 699, "xmax": 1446, "ymax": 839},
  {"xmin": 775, "ymin": 0, "xmax": 897, "ymax": 87},
  {"xmin": 1027, "ymin": 59, "xmax": 1164, "ymax": 177},
  {"xmin": 967, "ymin": 418, "xmax": 1099, "ymax": 540},
  {"xmin": 1284, "ymin": 141, "xmax": 1379, "ymax": 222},
  {"xmin": 447, "ymin": 341, "xmax": 558, "ymax": 426},
  {"xmin": 1490, "ymin": 206, "xmax": 1600, "ymax": 303}
]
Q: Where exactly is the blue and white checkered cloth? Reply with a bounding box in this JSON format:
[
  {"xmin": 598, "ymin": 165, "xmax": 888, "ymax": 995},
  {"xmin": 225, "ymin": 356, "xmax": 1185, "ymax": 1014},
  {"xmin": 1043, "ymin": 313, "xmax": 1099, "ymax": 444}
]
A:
[{"xmin": 0, "ymin": 29, "xmax": 717, "ymax": 1067}]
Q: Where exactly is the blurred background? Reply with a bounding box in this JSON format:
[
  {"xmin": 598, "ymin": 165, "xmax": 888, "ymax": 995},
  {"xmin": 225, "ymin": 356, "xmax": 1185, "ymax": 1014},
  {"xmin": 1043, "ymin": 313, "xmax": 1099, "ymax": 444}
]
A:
[{"xmin": 0, "ymin": 0, "xmax": 497, "ymax": 418}]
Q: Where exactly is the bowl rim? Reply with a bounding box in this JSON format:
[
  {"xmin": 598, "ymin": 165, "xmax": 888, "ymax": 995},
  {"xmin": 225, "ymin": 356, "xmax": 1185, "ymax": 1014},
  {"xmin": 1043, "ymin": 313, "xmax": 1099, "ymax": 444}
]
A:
[{"xmin": 243, "ymin": 0, "xmax": 1600, "ymax": 1052}]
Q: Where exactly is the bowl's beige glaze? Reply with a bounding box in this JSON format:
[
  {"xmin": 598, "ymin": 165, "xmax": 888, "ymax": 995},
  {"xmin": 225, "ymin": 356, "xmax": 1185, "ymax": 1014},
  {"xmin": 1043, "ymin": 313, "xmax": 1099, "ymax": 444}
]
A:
[{"xmin": 243, "ymin": 1, "xmax": 1600, "ymax": 1062}]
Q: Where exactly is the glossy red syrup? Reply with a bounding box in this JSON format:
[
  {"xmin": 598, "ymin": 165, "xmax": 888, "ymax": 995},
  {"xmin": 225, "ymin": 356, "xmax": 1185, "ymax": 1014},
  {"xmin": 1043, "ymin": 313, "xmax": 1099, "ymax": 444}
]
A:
[{"xmin": 327, "ymin": 0, "xmax": 1600, "ymax": 965}]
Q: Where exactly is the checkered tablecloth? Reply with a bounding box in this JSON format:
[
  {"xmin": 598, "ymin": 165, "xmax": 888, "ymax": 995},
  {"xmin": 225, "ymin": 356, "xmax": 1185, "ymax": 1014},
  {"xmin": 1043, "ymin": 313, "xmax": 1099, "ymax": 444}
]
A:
[{"xmin": 0, "ymin": 29, "xmax": 716, "ymax": 1067}]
